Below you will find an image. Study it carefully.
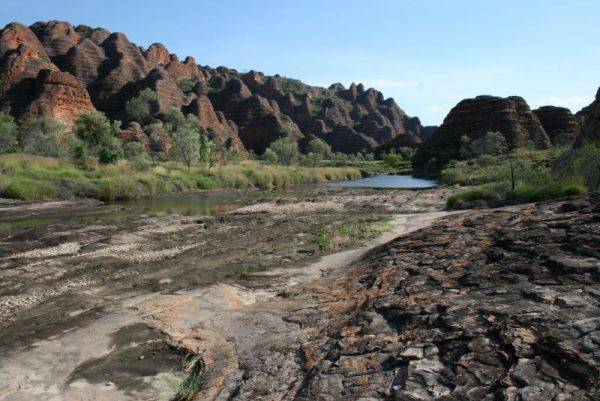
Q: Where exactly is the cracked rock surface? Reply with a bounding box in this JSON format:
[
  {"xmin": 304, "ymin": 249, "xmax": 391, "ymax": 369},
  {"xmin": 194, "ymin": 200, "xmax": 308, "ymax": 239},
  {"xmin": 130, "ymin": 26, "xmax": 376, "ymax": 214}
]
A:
[{"xmin": 209, "ymin": 195, "xmax": 599, "ymax": 400}]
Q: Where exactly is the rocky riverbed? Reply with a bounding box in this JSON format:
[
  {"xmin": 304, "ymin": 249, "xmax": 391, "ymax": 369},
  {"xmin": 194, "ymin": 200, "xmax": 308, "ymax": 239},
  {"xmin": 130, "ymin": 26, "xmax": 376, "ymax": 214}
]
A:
[
  {"xmin": 1, "ymin": 189, "xmax": 598, "ymax": 401},
  {"xmin": 0, "ymin": 187, "xmax": 449, "ymax": 400}
]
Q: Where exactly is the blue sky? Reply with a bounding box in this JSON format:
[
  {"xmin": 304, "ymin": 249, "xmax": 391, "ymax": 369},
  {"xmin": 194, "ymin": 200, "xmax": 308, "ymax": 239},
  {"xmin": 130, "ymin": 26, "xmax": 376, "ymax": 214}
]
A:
[{"xmin": 2, "ymin": 0, "xmax": 599, "ymax": 125}]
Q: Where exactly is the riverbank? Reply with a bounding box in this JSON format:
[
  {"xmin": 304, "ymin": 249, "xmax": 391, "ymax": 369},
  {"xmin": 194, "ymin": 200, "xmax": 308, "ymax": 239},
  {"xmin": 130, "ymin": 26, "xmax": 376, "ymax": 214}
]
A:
[{"xmin": 0, "ymin": 154, "xmax": 362, "ymax": 202}]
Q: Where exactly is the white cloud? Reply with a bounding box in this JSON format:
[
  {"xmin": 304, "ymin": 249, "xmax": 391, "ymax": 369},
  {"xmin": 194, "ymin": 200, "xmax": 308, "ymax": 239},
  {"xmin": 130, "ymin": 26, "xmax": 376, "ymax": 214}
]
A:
[{"xmin": 535, "ymin": 96, "xmax": 592, "ymax": 111}]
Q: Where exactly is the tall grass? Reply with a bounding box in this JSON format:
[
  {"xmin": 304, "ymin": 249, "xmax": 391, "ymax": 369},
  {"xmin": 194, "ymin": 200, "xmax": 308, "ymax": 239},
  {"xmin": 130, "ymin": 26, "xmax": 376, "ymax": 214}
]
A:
[{"xmin": 0, "ymin": 155, "xmax": 361, "ymax": 201}]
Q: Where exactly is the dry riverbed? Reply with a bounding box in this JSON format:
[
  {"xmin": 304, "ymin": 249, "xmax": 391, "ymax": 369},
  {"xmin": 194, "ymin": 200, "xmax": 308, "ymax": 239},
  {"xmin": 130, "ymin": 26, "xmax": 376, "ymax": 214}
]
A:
[{"xmin": 0, "ymin": 187, "xmax": 451, "ymax": 400}]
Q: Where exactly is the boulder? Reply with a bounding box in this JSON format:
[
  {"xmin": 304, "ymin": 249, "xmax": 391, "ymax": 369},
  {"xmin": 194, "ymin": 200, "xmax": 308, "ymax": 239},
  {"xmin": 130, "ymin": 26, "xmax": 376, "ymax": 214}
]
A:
[{"xmin": 119, "ymin": 121, "xmax": 149, "ymax": 149}]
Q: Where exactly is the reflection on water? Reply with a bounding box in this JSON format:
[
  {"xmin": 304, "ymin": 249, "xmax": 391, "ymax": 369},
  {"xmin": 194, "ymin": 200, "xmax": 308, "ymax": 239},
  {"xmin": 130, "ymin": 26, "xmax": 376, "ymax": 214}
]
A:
[
  {"xmin": 0, "ymin": 190, "xmax": 293, "ymax": 232},
  {"xmin": 115, "ymin": 192, "xmax": 241, "ymax": 217},
  {"xmin": 328, "ymin": 174, "xmax": 437, "ymax": 189}
]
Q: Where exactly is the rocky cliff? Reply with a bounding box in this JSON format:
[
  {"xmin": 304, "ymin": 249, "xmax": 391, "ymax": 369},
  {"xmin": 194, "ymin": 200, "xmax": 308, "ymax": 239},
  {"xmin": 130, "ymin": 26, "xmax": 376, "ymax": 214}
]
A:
[
  {"xmin": 0, "ymin": 20, "xmax": 425, "ymax": 155},
  {"xmin": 413, "ymin": 96, "xmax": 551, "ymax": 172}
]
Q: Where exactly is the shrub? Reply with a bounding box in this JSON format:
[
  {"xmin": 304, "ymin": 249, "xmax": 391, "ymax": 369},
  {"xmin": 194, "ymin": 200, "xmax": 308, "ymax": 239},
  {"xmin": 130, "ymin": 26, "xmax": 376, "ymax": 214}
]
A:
[
  {"xmin": 267, "ymin": 138, "xmax": 299, "ymax": 165},
  {"xmin": 262, "ymin": 148, "xmax": 278, "ymax": 164},
  {"xmin": 98, "ymin": 146, "xmax": 122, "ymax": 164},
  {"xmin": 124, "ymin": 88, "xmax": 157, "ymax": 125},
  {"xmin": 0, "ymin": 112, "xmax": 18, "ymax": 153},
  {"xmin": 308, "ymin": 138, "xmax": 331, "ymax": 157},
  {"xmin": 383, "ymin": 151, "xmax": 402, "ymax": 169},
  {"xmin": 22, "ymin": 117, "xmax": 65, "ymax": 157},
  {"xmin": 75, "ymin": 110, "xmax": 121, "ymax": 149},
  {"xmin": 123, "ymin": 141, "xmax": 144, "ymax": 159},
  {"xmin": 69, "ymin": 138, "xmax": 90, "ymax": 168}
]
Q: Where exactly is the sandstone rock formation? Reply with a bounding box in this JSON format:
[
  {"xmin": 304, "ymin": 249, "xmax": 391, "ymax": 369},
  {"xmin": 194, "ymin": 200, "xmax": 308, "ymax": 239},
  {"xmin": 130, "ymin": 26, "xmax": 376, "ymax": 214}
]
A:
[
  {"xmin": 414, "ymin": 96, "xmax": 551, "ymax": 172},
  {"xmin": 533, "ymin": 106, "xmax": 581, "ymax": 146},
  {"xmin": 20, "ymin": 69, "xmax": 95, "ymax": 126},
  {"xmin": 576, "ymin": 87, "xmax": 600, "ymax": 146}
]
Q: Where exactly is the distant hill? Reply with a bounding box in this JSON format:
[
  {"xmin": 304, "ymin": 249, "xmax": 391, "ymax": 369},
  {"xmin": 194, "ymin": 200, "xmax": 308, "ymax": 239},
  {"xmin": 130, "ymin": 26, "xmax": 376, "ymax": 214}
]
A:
[{"xmin": 0, "ymin": 20, "xmax": 426, "ymax": 155}]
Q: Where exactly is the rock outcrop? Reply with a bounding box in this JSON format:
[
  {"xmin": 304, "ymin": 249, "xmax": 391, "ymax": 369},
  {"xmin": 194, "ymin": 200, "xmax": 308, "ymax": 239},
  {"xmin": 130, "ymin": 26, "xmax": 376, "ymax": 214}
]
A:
[
  {"xmin": 20, "ymin": 69, "xmax": 95, "ymax": 126},
  {"xmin": 414, "ymin": 96, "xmax": 551, "ymax": 172},
  {"xmin": 534, "ymin": 106, "xmax": 581, "ymax": 146},
  {"xmin": 192, "ymin": 194, "xmax": 600, "ymax": 400},
  {"xmin": 576, "ymin": 87, "xmax": 600, "ymax": 146}
]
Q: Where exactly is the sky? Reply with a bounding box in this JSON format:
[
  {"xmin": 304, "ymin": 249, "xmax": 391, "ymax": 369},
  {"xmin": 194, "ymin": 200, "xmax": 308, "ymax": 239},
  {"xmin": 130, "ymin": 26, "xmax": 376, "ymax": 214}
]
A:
[{"xmin": 2, "ymin": 0, "xmax": 599, "ymax": 125}]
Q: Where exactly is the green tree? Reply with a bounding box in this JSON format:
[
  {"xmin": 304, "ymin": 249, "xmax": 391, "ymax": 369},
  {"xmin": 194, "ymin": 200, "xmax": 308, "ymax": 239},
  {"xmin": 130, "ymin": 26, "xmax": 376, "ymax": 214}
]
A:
[
  {"xmin": 267, "ymin": 138, "xmax": 299, "ymax": 165},
  {"xmin": 74, "ymin": 110, "xmax": 121, "ymax": 150},
  {"xmin": 124, "ymin": 88, "xmax": 157, "ymax": 125},
  {"xmin": 0, "ymin": 112, "xmax": 18, "ymax": 153},
  {"xmin": 171, "ymin": 124, "xmax": 200, "ymax": 169},
  {"xmin": 198, "ymin": 134, "xmax": 219, "ymax": 169},
  {"xmin": 22, "ymin": 117, "xmax": 65, "ymax": 157}
]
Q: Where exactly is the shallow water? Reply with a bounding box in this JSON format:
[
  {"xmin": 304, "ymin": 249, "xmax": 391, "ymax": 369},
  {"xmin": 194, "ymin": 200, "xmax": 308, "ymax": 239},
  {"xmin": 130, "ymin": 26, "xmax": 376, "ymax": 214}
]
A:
[{"xmin": 328, "ymin": 174, "xmax": 437, "ymax": 189}]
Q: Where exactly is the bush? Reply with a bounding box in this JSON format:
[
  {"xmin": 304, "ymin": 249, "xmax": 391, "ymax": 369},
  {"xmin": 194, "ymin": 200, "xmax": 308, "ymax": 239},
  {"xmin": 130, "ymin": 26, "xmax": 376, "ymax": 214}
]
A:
[
  {"xmin": 98, "ymin": 146, "xmax": 122, "ymax": 164},
  {"xmin": 69, "ymin": 138, "xmax": 90, "ymax": 168},
  {"xmin": 383, "ymin": 151, "xmax": 402, "ymax": 169},
  {"xmin": 261, "ymin": 148, "xmax": 278, "ymax": 164},
  {"xmin": 75, "ymin": 110, "xmax": 121, "ymax": 150},
  {"xmin": 267, "ymin": 138, "xmax": 299, "ymax": 165},
  {"xmin": 123, "ymin": 141, "xmax": 144, "ymax": 159},
  {"xmin": 552, "ymin": 141, "xmax": 600, "ymax": 190},
  {"xmin": 124, "ymin": 88, "xmax": 157, "ymax": 125},
  {"xmin": 308, "ymin": 138, "xmax": 331, "ymax": 157},
  {"xmin": 22, "ymin": 117, "xmax": 65, "ymax": 157},
  {"xmin": 0, "ymin": 112, "xmax": 18, "ymax": 153}
]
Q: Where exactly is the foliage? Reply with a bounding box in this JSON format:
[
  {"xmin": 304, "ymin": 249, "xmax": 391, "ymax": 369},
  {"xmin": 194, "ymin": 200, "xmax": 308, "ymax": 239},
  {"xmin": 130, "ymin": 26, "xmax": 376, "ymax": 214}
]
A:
[
  {"xmin": 261, "ymin": 148, "xmax": 278, "ymax": 164},
  {"xmin": 0, "ymin": 112, "xmax": 18, "ymax": 153},
  {"xmin": 22, "ymin": 117, "xmax": 65, "ymax": 157},
  {"xmin": 124, "ymin": 88, "xmax": 157, "ymax": 125},
  {"xmin": 171, "ymin": 123, "xmax": 200, "ymax": 169},
  {"xmin": 178, "ymin": 78, "xmax": 196, "ymax": 94},
  {"xmin": 443, "ymin": 146, "xmax": 594, "ymax": 209},
  {"xmin": 267, "ymin": 138, "xmax": 300, "ymax": 166},
  {"xmin": 97, "ymin": 145, "xmax": 122, "ymax": 164},
  {"xmin": 122, "ymin": 141, "xmax": 144, "ymax": 159},
  {"xmin": 69, "ymin": 138, "xmax": 90, "ymax": 168},
  {"xmin": 74, "ymin": 110, "xmax": 121, "ymax": 150},
  {"xmin": 382, "ymin": 151, "xmax": 403, "ymax": 169},
  {"xmin": 552, "ymin": 141, "xmax": 600, "ymax": 189},
  {"xmin": 308, "ymin": 138, "xmax": 331, "ymax": 157},
  {"xmin": 460, "ymin": 132, "xmax": 508, "ymax": 159}
]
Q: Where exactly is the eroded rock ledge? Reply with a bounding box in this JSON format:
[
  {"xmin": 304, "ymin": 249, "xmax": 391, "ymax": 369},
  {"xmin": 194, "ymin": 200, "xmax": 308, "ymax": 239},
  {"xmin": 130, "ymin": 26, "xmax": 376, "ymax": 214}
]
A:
[{"xmin": 203, "ymin": 195, "xmax": 599, "ymax": 400}]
